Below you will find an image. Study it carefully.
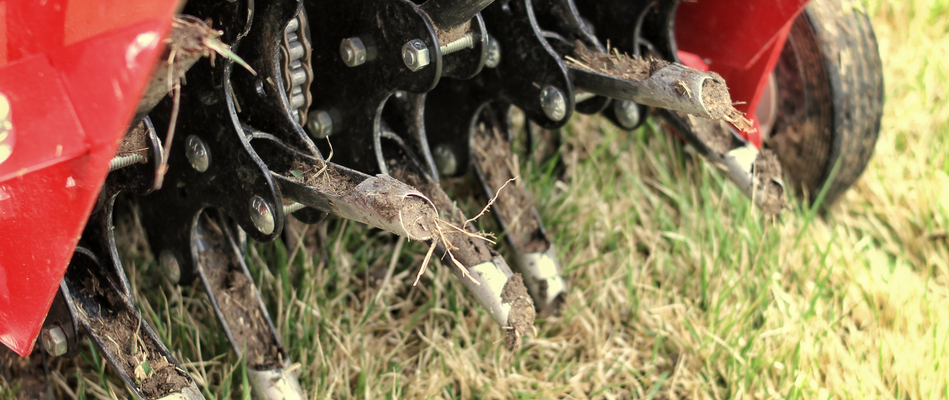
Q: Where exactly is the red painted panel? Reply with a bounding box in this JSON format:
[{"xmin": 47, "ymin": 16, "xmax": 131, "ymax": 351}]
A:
[
  {"xmin": 676, "ymin": 0, "xmax": 806, "ymax": 147},
  {"xmin": 0, "ymin": 1, "xmax": 178, "ymax": 356}
]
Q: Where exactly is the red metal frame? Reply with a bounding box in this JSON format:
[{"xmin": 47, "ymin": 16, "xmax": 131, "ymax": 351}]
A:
[
  {"xmin": 0, "ymin": 0, "xmax": 179, "ymax": 357},
  {"xmin": 676, "ymin": 0, "xmax": 809, "ymax": 148},
  {"xmin": 0, "ymin": 0, "xmax": 805, "ymax": 357}
]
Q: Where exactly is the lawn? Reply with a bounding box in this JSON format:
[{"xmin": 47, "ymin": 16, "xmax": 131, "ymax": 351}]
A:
[{"xmin": 29, "ymin": 0, "xmax": 949, "ymax": 398}]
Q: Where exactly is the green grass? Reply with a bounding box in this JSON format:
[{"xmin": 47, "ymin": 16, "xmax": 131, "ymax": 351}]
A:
[{"xmin": 6, "ymin": 0, "xmax": 949, "ymax": 398}]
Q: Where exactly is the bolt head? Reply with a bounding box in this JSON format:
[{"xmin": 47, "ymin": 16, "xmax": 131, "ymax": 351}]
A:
[
  {"xmin": 185, "ymin": 135, "xmax": 210, "ymax": 172},
  {"xmin": 0, "ymin": 92, "xmax": 13, "ymax": 165},
  {"xmin": 340, "ymin": 37, "xmax": 367, "ymax": 67},
  {"xmin": 484, "ymin": 37, "xmax": 501, "ymax": 68},
  {"xmin": 432, "ymin": 145, "xmax": 458, "ymax": 176},
  {"xmin": 614, "ymin": 100, "xmax": 641, "ymax": 129},
  {"xmin": 41, "ymin": 326, "xmax": 67, "ymax": 357},
  {"xmin": 402, "ymin": 39, "xmax": 430, "ymax": 72},
  {"xmin": 306, "ymin": 110, "xmax": 334, "ymax": 139},
  {"xmin": 539, "ymin": 86, "xmax": 567, "ymax": 122},
  {"xmin": 249, "ymin": 196, "xmax": 275, "ymax": 235},
  {"xmin": 159, "ymin": 250, "xmax": 181, "ymax": 284}
]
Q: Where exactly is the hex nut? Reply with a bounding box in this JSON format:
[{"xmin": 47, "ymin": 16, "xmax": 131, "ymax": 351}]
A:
[
  {"xmin": 41, "ymin": 326, "xmax": 68, "ymax": 357},
  {"xmin": 402, "ymin": 39, "xmax": 430, "ymax": 72},
  {"xmin": 340, "ymin": 37, "xmax": 367, "ymax": 67},
  {"xmin": 306, "ymin": 110, "xmax": 334, "ymax": 139}
]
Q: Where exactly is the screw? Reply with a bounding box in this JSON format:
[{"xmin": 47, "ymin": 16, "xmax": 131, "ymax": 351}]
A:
[
  {"xmin": 0, "ymin": 92, "xmax": 13, "ymax": 165},
  {"xmin": 402, "ymin": 39, "xmax": 430, "ymax": 72},
  {"xmin": 185, "ymin": 135, "xmax": 210, "ymax": 172},
  {"xmin": 109, "ymin": 153, "xmax": 145, "ymax": 171},
  {"xmin": 432, "ymin": 145, "xmax": 458, "ymax": 176},
  {"xmin": 484, "ymin": 36, "xmax": 500, "ymax": 68},
  {"xmin": 574, "ymin": 91, "xmax": 596, "ymax": 104},
  {"xmin": 284, "ymin": 202, "xmax": 305, "ymax": 215},
  {"xmin": 539, "ymin": 86, "xmax": 567, "ymax": 121},
  {"xmin": 614, "ymin": 100, "xmax": 640, "ymax": 129},
  {"xmin": 340, "ymin": 37, "xmax": 367, "ymax": 67},
  {"xmin": 249, "ymin": 196, "xmax": 275, "ymax": 235},
  {"xmin": 41, "ymin": 326, "xmax": 67, "ymax": 357},
  {"xmin": 306, "ymin": 110, "xmax": 334, "ymax": 139},
  {"xmin": 440, "ymin": 33, "xmax": 476, "ymax": 56},
  {"xmin": 158, "ymin": 250, "xmax": 181, "ymax": 284}
]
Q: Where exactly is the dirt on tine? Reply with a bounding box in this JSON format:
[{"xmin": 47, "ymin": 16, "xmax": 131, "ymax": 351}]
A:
[
  {"xmin": 568, "ymin": 41, "xmax": 755, "ymax": 135},
  {"xmin": 292, "ymin": 159, "xmax": 356, "ymax": 195},
  {"xmin": 702, "ymin": 79, "xmax": 756, "ymax": 133},
  {"xmin": 752, "ymin": 149, "xmax": 787, "ymax": 215},
  {"xmin": 390, "ymin": 166, "xmax": 496, "ymax": 267},
  {"xmin": 82, "ymin": 293, "xmax": 190, "ymax": 398},
  {"xmin": 501, "ymin": 273, "xmax": 535, "ymax": 350},
  {"xmin": 117, "ymin": 121, "xmax": 149, "ymax": 159},
  {"xmin": 472, "ymin": 123, "xmax": 548, "ymax": 254},
  {"xmin": 198, "ymin": 216, "xmax": 281, "ymax": 370},
  {"xmin": 566, "ymin": 40, "xmax": 665, "ymax": 82},
  {"xmin": 291, "ymin": 160, "xmax": 436, "ymax": 240}
]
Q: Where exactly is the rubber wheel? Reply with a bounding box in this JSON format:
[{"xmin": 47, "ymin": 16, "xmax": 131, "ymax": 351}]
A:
[{"xmin": 766, "ymin": 0, "xmax": 884, "ymax": 207}]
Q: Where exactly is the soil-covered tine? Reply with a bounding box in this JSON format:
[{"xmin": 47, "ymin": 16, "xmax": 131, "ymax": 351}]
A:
[
  {"xmin": 470, "ymin": 108, "xmax": 567, "ymax": 317},
  {"xmin": 191, "ymin": 210, "xmax": 305, "ymax": 400},
  {"xmin": 251, "ymin": 134, "xmax": 440, "ymax": 241},
  {"xmin": 381, "ymin": 133, "xmax": 536, "ymax": 349},
  {"xmin": 59, "ymin": 248, "xmax": 204, "ymax": 400}
]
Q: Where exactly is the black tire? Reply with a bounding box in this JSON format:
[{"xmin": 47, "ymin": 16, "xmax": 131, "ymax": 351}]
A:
[{"xmin": 768, "ymin": 0, "xmax": 884, "ymax": 207}]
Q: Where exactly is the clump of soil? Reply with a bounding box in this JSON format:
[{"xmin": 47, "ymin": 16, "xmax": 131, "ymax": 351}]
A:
[
  {"xmin": 291, "ymin": 159, "xmax": 355, "ymax": 195},
  {"xmin": 389, "ymin": 166, "xmax": 495, "ymax": 268},
  {"xmin": 702, "ymin": 79, "xmax": 756, "ymax": 133},
  {"xmin": 116, "ymin": 121, "xmax": 150, "ymax": 161},
  {"xmin": 435, "ymin": 20, "xmax": 471, "ymax": 46},
  {"xmin": 472, "ymin": 123, "xmax": 548, "ymax": 254},
  {"xmin": 565, "ymin": 40, "xmax": 666, "ymax": 82},
  {"xmin": 752, "ymin": 149, "xmax": 787, "ymax": 215},
  {"xmin": 198, "ymin": 216, "xmax": 282, "ymax": 370},
  {"xmin": 501, "ymin": 273, "xmax": 535, "ymax": 350}
]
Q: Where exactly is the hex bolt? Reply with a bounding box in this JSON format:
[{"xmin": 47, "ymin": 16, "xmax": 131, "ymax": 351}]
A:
[
  {"xmin": 484, "ymin": 36, "xmax": 500, "ymax": 68},
  {"xmin": 340, "ymin": 37, "xmax": 367, "ymax": 67},
  {"xmin": 440, "ymin": 32, "xmax": 476, "ymax": 56},
  {"xmin": 185, "ymin": 135, "xmax": 210, "ymax": 172},
  {"xmin": 109, "ymin": 153, "xmax": 145, "ymax": 171},
  {"xmin": 614, "ymin": 100, "xmax": 641, "ymax": 129},
  {"xmin": 0, "ymin": 92, "xmax": 13, "ymax": 165},
  {"xmin": 539, "ymin": 86, "xmax": 567, "ymax": 122},
  {"xmin": 249, "ymin": 196, "xmax": 275, "ymax": 235},
  {"xmin": 158, "ymin": 249, "xmax": 181, "ymax": 285},
  {"xmin": 402, "ymin": 39, "xmax": 431, "ymax": 72},
  {"xmin": 306, "ymin": 110, "xmax": 334, "ymax": 139},
  {"xmin": 41, "ymin": 326, "xmax": 67, "ymax": 357},
  {"xmin": 432, "ymin": 144, "xmax": 458, "ymax": 176}
]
